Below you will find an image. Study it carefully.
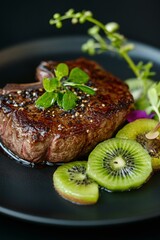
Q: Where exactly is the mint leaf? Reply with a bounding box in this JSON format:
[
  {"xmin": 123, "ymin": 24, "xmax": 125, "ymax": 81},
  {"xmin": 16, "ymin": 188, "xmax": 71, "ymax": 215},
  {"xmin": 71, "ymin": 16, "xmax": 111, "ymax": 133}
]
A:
[
  {"xmin": 64, "ymin": 81, "xmax": 95, "ymax": 95},
  {"xmin": 57, "ymin": 92, "xmax": 64, "ymax": 108},
  {"xmin": 55, "ymin": 63, "xmax": 69, "ymax": 80},
  {"xmin": 154, "ymin": 82, "xmax": 160, "ymax": 96},
  {"xmin": 69, "ymin": 67, "xmax": 89, "ymax": 84},
  {"xmin": 76, "ymin": 85, "xmax": 95, "ymax": 95},
  {"xmin": 147, "ymin": 84, "xmax": 160, "ymax": 121},
  {"xmin": 62, "ymin": 90, "xmax": 77, "ymax": 110},
  {"xmin": 43, "ymin": 77, "xmax": 59, "ymax": 92},
  {"xmin": 35, "ymin": 92, "xmax": 57, "ymax": 109},
  {"xmin": 147, "ymin": 88, "xmax": 158, "ymax": 106}
]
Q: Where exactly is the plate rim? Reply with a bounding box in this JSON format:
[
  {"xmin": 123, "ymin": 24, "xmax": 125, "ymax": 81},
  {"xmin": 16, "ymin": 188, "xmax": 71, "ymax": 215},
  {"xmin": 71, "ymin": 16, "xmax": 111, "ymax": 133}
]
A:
[
  {"xmin": 0, "ymin": 34, "xmax": 160, "ymax": 65},
  {"xmin": 1, "ymin": 205, "xmax": 160, "ymax": 227}
]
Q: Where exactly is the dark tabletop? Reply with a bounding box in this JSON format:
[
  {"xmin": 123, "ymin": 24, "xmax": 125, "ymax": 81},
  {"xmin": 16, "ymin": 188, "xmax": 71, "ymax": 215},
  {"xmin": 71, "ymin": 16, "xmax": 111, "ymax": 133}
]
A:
[
  {"xmin": 1, "ymin": 0, "xmax": 160, "ymax": 239},
  {"xmin": 1, "ymin": 213, "xmax": 160, "ymax": 240}
]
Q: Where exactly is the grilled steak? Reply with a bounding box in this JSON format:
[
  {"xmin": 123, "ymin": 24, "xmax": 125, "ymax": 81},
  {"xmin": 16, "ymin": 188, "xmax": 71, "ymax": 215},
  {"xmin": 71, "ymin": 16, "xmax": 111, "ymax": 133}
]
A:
[{"xmin": 0, "ymin": 57, "xmax": 134, "ymax": 164}]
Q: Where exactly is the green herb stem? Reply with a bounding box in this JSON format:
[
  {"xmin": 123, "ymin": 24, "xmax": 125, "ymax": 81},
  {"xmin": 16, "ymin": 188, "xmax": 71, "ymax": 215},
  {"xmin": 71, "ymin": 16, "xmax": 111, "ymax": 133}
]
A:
[
  {"xmin": 84, "ymin": 16, "xmax": 108, "ymax": 34},
  {"xmin": 120, "ymin": 51, "xmax": 140, "ymax": 77},
  {"xmin": 151, "ymin": 106, "xmax": 160, "ymax": 122},
  {"xmin": 49, "ymin": 9, "xmax": 160, "ymax": 121}
]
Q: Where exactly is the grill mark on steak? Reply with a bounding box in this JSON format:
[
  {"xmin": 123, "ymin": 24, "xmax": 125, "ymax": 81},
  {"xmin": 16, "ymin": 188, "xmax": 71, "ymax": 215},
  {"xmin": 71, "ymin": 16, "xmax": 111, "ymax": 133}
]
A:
[{"xmin": 0, "ymin": 57, "xmax": 134, "ymax": 165}]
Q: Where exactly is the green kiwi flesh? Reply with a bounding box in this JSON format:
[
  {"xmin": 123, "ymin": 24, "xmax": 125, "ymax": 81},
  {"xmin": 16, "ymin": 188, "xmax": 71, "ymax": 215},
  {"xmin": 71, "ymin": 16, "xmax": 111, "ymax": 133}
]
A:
[
  {"xmin": 116, "ymin": 119, "xmax": 160, "ymax": 170},
  {"xmin": 53, "ymin": 161, "xmax": 99, "ymax": 205},
  {"xmin": 87, "ymin": 138, "xmax": 152, "ymax": 192}
]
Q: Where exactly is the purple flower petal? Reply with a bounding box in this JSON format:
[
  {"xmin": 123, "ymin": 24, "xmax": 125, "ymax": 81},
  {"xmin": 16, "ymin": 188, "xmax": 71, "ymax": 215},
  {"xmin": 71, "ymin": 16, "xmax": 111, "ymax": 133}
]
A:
[{"xmin": 126, "ymin": 110, "xmax": 155, "ymax": 122}]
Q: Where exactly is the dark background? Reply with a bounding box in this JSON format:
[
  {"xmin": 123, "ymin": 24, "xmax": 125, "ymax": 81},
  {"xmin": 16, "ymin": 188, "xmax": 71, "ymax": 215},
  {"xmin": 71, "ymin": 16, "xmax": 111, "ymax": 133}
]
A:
[
  {"xmin": 1, "ymin": 0, "xmax": 160, "ymax": 239},
  {"xmin": 0, "ymin": 0, "xmax": 160, "ymax": 50}
]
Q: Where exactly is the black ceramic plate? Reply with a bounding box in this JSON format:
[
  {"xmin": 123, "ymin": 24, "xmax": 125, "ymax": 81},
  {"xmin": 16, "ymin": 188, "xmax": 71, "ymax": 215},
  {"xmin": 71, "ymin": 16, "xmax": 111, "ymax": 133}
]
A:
[{"xmin": 0, "ymin": 36, "xmax": 160, "ymax": 227}]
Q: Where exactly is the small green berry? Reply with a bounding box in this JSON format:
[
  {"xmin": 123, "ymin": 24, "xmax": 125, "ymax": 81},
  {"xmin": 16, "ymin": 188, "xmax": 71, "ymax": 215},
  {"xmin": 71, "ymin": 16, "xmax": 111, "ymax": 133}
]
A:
[
  {"xmin": 79, "ymin": 16, "xmax": 86, "ymax": 24},
  {"xmin": 49, "ymin": 19, "xmax": 55, "ymax": 25},
  {"xmin": 56, "ymin": 21, "xmax": 62, "ymax": 28},
  {"xmin": 65, "ymin": 9, "xmax": 74, "ymax": 16},
  {"xmin": 84, "ymin": 11, "xmax": 93, "ymax": 17},
  {"xmin": 53, "ymin": 13, "xmax": 60, "ymax": 19},
  {"xmin": 105, "ymin": 22, "xmax": 119, "ymax": 33},
  {"xmin": 71, "ymin": 18, "xmax": 78, "ymax": 24},
  {"xmin": 120, "ymin": 43, "xmax": 135, "ymax": 53},
  {"xmin": 75, "ymin": 12, "xmax": 81, "ymax": 18},
  {"xmin": 88, "ymin": 26, "xmax": 99, "ymax": 35}
]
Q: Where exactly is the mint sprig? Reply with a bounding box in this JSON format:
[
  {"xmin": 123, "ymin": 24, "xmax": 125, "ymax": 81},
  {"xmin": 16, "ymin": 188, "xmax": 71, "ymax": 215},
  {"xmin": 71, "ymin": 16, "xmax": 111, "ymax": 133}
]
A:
[{"xmin": 35, "ymin": 63, "xmax": 95, "ymax": 111}]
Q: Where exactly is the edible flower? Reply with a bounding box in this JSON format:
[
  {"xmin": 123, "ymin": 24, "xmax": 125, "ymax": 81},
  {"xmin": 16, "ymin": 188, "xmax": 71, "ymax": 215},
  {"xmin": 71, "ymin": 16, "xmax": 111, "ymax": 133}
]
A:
[{"xmin": 126, "ymin": 110, "xmax": 155, "ymax": 122}]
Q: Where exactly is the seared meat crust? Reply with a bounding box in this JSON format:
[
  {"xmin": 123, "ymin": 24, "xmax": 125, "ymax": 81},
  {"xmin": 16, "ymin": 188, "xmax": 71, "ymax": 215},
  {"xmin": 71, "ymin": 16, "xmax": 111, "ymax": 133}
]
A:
[{"xmin": 0, "ymin": 58, "xmax": 134, "ymax": 164}]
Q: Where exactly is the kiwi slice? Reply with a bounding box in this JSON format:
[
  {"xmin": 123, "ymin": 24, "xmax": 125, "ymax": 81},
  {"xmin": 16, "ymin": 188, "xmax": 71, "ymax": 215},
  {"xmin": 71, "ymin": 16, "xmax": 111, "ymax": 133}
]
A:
[
  {"xmin": 116, "ymin": 119, "xmax": 160, "ymax": 170},
  {"xmin": 87, "ymin": 138, "xmax": 152, "ymax": 192},
  {"xmin": 53, "ymin": 161, "xmax": 99, "ymax": 205}
]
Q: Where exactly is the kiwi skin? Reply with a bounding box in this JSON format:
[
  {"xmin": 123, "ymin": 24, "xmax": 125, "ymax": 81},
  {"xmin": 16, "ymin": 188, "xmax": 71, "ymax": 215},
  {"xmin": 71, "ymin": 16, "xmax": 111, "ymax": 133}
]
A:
[
  {"xmin": 116, "ymin": 118, "xmax": 160, "ymax": 170},
  {"xmin": 53, "ymin": 161, "xmax": 99, "ymax": 205}
]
